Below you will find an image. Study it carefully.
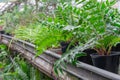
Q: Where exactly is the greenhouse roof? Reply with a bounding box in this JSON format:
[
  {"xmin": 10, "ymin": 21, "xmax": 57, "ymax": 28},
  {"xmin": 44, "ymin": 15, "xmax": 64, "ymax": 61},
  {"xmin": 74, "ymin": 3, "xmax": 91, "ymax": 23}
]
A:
[
  {"xmin": 0, "ymin": 0, "xmax": 17, "ymax": 2},
  {"xmin": 0, "ymin": 0, "xmax": 18, "ymax": 15},
  {"xmin": 0, "ymin": 0, "xmax": 119, "ymax": 15}
]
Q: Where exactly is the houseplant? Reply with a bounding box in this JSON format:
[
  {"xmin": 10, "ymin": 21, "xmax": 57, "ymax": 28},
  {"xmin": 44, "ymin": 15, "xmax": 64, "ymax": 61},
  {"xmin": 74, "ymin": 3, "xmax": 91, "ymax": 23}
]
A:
[
  {"xmin": 54, "ymin": 0, "xmax": 120, "ymax": 74},
  {"xmin": 89, "ymin": 0, "xmax": 120, "ymax": 73},
  {"xmin": 90, "ymin": 34, "xmax": 120, "ymax": 73}
]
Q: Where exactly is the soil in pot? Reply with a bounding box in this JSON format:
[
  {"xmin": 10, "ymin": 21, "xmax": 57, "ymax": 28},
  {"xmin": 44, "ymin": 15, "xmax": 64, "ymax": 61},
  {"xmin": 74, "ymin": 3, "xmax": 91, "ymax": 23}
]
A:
[
  {"xmin": 77, "ymin": 49, "xmax": 96, "ymax": 65},
  {"xmin": 90, "ymin": 52, "xmax": 120, "ymax": 73}
]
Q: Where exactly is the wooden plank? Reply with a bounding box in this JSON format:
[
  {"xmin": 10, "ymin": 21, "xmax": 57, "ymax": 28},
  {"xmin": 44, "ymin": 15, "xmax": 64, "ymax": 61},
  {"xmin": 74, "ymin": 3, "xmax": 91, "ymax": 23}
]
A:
[{"xmin": 1, "ymin": 34, "xmax": 120, "ymax": 80}]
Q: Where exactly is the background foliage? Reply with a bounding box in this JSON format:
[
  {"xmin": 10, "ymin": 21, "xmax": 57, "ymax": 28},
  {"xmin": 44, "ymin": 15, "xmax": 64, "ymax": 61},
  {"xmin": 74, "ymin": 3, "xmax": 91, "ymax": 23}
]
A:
[{"xmin": 0, "ymin": 44, "xmax": 52, "ymax": 80}]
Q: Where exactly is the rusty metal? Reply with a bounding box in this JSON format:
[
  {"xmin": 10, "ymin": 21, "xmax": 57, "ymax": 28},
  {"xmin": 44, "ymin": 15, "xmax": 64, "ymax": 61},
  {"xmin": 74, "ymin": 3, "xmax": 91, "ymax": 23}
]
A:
[{"xmin": 0, "ymin": 34, "xmax": 120, "ymax": 80}]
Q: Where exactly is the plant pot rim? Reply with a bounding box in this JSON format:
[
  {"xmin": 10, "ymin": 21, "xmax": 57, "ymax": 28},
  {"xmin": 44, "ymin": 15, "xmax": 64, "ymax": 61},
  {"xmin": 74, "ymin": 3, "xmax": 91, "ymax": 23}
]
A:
[{"xmin": 90, "ymin": 51, "xmax": 120, "ymax": 57}]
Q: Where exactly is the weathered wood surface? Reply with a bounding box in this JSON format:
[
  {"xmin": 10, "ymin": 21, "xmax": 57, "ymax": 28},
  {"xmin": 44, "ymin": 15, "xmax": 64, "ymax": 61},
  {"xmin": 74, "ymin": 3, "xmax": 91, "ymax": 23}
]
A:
[{"xmin": 0, "ymin": 34, "xmax": 120, "ymax": 80}]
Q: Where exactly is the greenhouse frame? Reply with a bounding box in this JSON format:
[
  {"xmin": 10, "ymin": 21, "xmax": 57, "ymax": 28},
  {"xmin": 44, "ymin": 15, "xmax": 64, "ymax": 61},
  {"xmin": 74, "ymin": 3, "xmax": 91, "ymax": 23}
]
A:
[{"xmin": 0, "ymin": 0, "xmax": 120, "ymax": 80}]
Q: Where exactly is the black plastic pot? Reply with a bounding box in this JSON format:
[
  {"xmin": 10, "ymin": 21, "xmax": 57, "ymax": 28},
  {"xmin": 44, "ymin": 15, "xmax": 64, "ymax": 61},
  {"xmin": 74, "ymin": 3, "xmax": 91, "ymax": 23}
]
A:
[
  {"xmin": 115, "ymin": 43, "xmax": 120, "ymax": 51},
  {"xmin": 60, "ymin": 42, "xmax": 96, "ymax": 65},
  {"xmin": 0, "ymin": 30, "xmax": 11, "ymax": 36},
  {"xmin": 0, "ymin": 30, "xmax": 5, "ymax": 34},
  {"xmin": 60, "ymin": 41, "xmax": 77, "ymax": 53},
  {"xmin": 90, "ymin": 52, "xmax": 120, "ymax": 73},
  {"xmin": 77, "ymin": 49, "xmax": 96, "ymax": 65},
  {"xmin": 112, "ymin": 43, "xmax": 120, "ymax": 51}
]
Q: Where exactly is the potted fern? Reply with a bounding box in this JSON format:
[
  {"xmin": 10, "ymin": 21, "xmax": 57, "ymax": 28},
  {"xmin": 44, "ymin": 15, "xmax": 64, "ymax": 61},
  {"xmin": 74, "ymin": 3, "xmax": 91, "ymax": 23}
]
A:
[
  {"xmin": 88, "ymin": 0, "xmax": 120, "ymax": 73},
  {"xmin": 53, "ymin": 0, "xmax": 120, "ymax": 75},
  {"xmin": 90, "ymin": 34, "xmax": 120, "ymax": 73}
]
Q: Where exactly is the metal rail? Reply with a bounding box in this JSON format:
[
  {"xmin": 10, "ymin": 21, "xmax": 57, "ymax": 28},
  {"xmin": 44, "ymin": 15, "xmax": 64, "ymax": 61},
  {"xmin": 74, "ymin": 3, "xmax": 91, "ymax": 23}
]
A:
[
  {"xmin": 0, "ymin": 1, "xmax": 21, "ymax": 15},
  {"xmin": 0, "ymin": 34, "xmax": 120, "ymax": 80}
]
